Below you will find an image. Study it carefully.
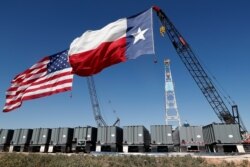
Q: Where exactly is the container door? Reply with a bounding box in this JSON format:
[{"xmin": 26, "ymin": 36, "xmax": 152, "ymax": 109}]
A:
[
  {"xmin": 137, "ymin": 126, "xmax": 144, "ymax": 144},
  {"xmin": 40, "ymin": 129, "xmax": 50, "ymax": 145},
  {"xmin": 60, "ymin": 128, "xmax": 68, "ymax": 145}
]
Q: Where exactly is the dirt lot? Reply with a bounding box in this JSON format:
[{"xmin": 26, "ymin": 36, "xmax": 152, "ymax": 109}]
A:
[
  {"xmin": 119, "ymin": 152, "xmax": 250, "ymax": 166},
  {"xmin": 198, "ymin": 154, "xmax": 250, "ymax": 165}
]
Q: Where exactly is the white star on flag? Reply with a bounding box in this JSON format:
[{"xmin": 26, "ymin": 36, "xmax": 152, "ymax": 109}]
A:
[{"xmin": 132, "ymin": 27, "xmax": 148, "ymax": 44}]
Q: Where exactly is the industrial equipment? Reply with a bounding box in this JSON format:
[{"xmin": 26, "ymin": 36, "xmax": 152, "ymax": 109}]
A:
[
  {"xmin": 153, "ymin": 6, "xmax": 247, "ymax": 134},
  {"xmin": 87, "ymin": 76, "xmax": 120, "ymax": 127},
  {"xmin": 164, "ymin": 59, "xmax": 181, "ymax": 127}
]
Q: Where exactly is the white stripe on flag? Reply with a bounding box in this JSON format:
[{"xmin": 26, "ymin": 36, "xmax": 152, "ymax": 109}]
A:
[
  {"xmin": 6, "ymin": 68, "xmax": 72, "ymax": 103},
  {"xmin": 3, "ymin": 101, "xmax": 21, "ymax": 111},
  {"xmin": 69, "ymin": 18, "xmax": 127, "ymax": 55},
  {"xmin": 23, "ymin": 82, "xmax": 73, "ymax": 98}
]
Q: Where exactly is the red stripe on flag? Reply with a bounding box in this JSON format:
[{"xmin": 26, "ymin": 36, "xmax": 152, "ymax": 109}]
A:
[
  {"xmin": 6, "ymin": 77, "xmax": 73, "ymax": 100},
  {"xmin": 3, "ymin": 52, "xmax": 73, "ymax": 112},
  {"xmin": 23, "ymin": 87, "xmax": 72, "ymax": 101},
  {"xmin": 3, "ymin": 104, "xmax": 21, "ymax": 112},
  {"xmin": 69, "ymin": 37, "xmax": 127, "ymax": 76},
  {"xmin": 23, "ymin": 78, "xmax": 73, "ymax": 94},
  {"xmin": 7, "ymin": 70, "xmax": 72, "ymax": 94},
  {"xmin": 12, "ymin": 57, "xmax": 49, "ymax": 82},
  {"xmin": 12, "ymin": 68, "xmax": 47, "ymax": 85}
]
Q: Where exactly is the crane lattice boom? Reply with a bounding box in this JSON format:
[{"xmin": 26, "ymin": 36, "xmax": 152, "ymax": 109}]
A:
[
  {"xmin": 87, "ymin": 76, "xmax": 107, "ymax": 127},
  {"xmin": 87, "ymin": 76, "xmax": 120, "ymax": 127},
  {"xmin": 153, "ymin": 6, "xmax": 247, "ymax": 133}
]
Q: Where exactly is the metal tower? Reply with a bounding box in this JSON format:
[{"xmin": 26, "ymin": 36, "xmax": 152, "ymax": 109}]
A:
[
  {"xmin": 164, "ymin": 59, "xmax": 181, "ymax": 127},
  {"xmin": 154, "ymin": 7, "xmax": 247, "ymax": 133}
]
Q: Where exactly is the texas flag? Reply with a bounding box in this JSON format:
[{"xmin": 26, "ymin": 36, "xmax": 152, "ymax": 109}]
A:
[{"xmin": 68, "ymin": 8, "xmax": 154, "ymax": 76}]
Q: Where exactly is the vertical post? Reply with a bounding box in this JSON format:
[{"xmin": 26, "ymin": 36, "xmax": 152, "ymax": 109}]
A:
[{"xmin": 164, "ymin": 59, "xmax": 181, "ymax": 127}]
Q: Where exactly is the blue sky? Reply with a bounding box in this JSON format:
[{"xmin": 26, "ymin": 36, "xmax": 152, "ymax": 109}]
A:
[{"xmin": 1, "ymin": 0, "xmax": 250, "ymax": 131}]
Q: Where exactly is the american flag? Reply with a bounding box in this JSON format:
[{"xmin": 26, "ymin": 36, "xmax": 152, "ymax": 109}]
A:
[{"xmin": 3, "ymin": 50, "xmax": 73, "ymax": 112}]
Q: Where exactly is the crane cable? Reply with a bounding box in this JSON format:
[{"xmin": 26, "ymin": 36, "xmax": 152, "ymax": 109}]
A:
[
  {"xmin": 190, "ymin": 48, "xmax": 236, "ymax": 107},
  {"xmin": 152, "ymin": 6, "xmax": 235, "ymax": 107}
]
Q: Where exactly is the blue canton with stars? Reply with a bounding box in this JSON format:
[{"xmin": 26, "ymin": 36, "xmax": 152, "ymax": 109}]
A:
[
  {"xmin": 125, "ymin": 8, "xmax": 154, "ymax": 59},
  {"xmin": 47, "ymin": 50, "xmax": 70, "ymax": 74}
]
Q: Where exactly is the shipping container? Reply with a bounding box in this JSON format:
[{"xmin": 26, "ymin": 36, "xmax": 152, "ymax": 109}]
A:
[
  {"xmin": 97, "ymin": 126, "xmax": 123, "ymax": 145},
  {"xmin": 202, "ymin": 123, "xmax": 242, "ymax": 145},
  {"xmin": 73, "ymin": 126, "xmax": 97, "ymax": 143},
  {"xmin": 30, "ymin": 128, "xmax": 51, "ymax": 145},
  {"xmin": 173, "ymin": 126, "xmax": 205, "ymax": 152},
  {"xmin": 0, "ymin": 129, "xmax": 14, "ymax": 152},
  {"xmin": 9, "ymin": 129, "xmax": 33, "ymax": 152},
  {"xmin": 123, "ymin": 125, "xmax": 150, "ymax": 145},
  {"xmin": 29, "ymin": 128, "xmax": 51, "ymax": 152},
  {"xmin": 202, "ymin": 123, "xmax": 245, "ymax": 153},
  {"xmin": 96, "ymin": 126, "xmax": 123, "ymax": 152},
  {"xmin": 0, "ymin": 129, "xmax": 14, "ymax": 145},
  {"xmin": 150, "ymin": 125, "xmax": 173, "ymax": 152},
  {"xmin": 123, "ymin": 125, "xmax": 151, "ymax": 152},
  {"xmin": 50, "ymin": 127, "xmax": 73, "ymax": 145},
  {"xmin": 11, "ymin": 129, "xmax": 33, "ymax": 145},
  {"xmin": 48, "ymin": 127, "xmax": 73, "ymax": 153},
  {"xmin": 150, "ymin": 125, "xmax": 173, "ymax": 145},
  {"xmin": 173, "ymin": 126, "xmax": 204, "ymax": 146},
  {"xmin": 72, "ymin": 126, "xmax": 97, "ymax": 153}
]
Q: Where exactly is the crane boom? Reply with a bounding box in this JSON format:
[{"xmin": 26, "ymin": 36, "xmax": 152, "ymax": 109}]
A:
[
  {"xmin": 87, "ymin": 76, "xmax": 107, "ymax": 127},
  {"xmin": 87, "ymin": 76, "xmax": 120, "ymax": 127},
  {"xmin": 153, "ymin": 6, "xmax": 247, "ymax": 133}
]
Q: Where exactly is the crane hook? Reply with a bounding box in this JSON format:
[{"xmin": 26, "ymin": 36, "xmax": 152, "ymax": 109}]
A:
[{"xmin": 160, "ymin": 26, "xmax": 166, "ymax": 36}]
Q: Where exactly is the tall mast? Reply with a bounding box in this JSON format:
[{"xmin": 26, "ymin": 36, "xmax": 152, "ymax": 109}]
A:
[
  {"xmin": 153, "ymin": 6, "xmax": 247, "ymax": 133},
  {"xmin": 164, "ymin": 59, "xmax": 181, "ymax": 127}
]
